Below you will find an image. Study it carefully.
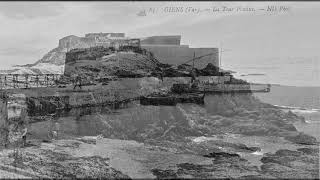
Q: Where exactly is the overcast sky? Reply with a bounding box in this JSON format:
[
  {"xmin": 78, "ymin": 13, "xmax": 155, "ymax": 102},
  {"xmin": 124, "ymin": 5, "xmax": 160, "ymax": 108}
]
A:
[{"xmin": 0, "ymin": 1, "xmax": 319, "ymax": 70}]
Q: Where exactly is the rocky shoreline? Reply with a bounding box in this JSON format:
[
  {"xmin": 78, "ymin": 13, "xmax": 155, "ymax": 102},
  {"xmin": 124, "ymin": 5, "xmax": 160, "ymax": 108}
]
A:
[
  {"xmin": 0, "ymin": 92, "xmax": 318, "ymax": 179},
  {"xmin": 0, "ymin": 134, "xmax": 318, "ymax": 179}
]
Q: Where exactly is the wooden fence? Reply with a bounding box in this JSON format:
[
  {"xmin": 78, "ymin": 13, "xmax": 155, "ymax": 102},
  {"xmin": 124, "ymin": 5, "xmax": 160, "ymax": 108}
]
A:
[{"xmin": 0, "ymin": 74, "xmax": 62, "ymax": 89}]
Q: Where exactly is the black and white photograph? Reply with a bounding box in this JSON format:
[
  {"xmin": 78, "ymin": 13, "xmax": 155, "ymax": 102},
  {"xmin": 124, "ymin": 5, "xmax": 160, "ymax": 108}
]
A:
[{"xmin": 0, "ymin": 1, "xmax": 319, "ymax": 179}]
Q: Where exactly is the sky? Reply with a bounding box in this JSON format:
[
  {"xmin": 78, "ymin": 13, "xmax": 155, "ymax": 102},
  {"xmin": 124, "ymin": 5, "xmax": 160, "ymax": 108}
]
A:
[{"xmin": 0, "ymin": 1, "xmax": 319, "ymax": 86}]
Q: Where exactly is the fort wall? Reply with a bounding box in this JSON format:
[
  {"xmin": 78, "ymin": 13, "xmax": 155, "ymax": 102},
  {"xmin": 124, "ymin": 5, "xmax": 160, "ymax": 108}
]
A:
[
  {"xmin": 58, "ymin": 33, "xmax": 219, "ymax": 69},
  {"xmin": 85, "ymin": 33, "xmax": 125, "ymax": 38},
  {"xmin": 141, "ymin": 45, "xmax": 219, "ymax": 69},
  {"xmin": 140, "ymin": 35, "xmax": 181, "ymax": 45}
]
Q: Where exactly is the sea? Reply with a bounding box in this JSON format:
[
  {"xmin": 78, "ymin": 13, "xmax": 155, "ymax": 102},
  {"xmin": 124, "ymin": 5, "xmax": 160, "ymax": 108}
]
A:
[
  {"xmin": 222, "ymin": 56, "xmax": 320, "ymax": 140},
  {"xmin": 222, "ymin": 56, "xmax": 320, "ymax": 87}
]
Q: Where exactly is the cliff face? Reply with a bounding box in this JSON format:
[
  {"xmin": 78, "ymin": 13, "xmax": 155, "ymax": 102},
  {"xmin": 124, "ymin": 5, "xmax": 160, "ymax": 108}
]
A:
[
  {"xmin": 35, "ymin": 35, "xmax": 95, "ymax": 66},
  {"xmin": 34, "ymin": 47, "xmax": 66, "ymax": 66}
]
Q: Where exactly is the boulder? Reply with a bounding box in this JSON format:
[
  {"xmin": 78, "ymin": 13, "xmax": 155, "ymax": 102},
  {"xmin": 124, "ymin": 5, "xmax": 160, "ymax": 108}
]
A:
[
  {"xmin": 296, "ymin": 148, "xmax": 319, "ymax": 155},
  {"xmin": 203, "ymin": 151, "xmax": 240, "ymax": 159},
  {"xmin": 260, "ymin": 149, "xmax": 319, "ymax": 179},
  {"xmin": 285, "ymin": 133, "xmax": 318, "ymax": 145}
]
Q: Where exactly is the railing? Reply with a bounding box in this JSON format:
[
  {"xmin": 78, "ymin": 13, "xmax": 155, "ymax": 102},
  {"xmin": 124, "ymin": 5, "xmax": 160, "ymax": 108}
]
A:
[{"xmin": 0, "ymin": 74, "xmax": 62, "ymax": 89}]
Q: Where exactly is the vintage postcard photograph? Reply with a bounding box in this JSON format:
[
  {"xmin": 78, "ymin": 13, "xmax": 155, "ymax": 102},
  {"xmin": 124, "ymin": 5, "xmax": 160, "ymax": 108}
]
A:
[{"xmin": 0, "ymin": 1, "xmax": 319, "ymax": 179}]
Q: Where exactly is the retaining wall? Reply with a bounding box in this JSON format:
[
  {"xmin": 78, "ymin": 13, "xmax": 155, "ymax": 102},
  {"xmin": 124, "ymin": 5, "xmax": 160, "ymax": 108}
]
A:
[{"xmin": 0, "ymin": 93, "xmax": 28, "ymax": 148}]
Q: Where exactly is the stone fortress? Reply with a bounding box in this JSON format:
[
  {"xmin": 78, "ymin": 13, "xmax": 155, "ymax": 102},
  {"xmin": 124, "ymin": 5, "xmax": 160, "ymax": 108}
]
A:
[
  {"xmin": 140, "ymin": 35, "xmax": 219, "ymax": 69},
  {"xmin": 59, "ymin": 32, "xmax": 219, "ymax": 69}
]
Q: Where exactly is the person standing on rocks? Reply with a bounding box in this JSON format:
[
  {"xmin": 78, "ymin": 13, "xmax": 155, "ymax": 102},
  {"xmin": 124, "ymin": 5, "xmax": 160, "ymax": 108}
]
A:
[
  {"xmin": 52, "ymin": 122, "xmax": 60, "ymax": 140},
  {"xmin": 190, "ymin": 68, "xmax": 199, "ymax": 90},
  {"xmin": 190, "ymin": 68, "xmax": 197, "ymax": 84},
  {"xmin": 73, "ymin": 74, "xmax": 82, "ymax": 90},
  {"xmin": 21, "ymin": 127, "xmax": 27, "ymax": 146},
  {"xmin": 158, "ymin": 71, "xmax": 164, "ymax": 82}
]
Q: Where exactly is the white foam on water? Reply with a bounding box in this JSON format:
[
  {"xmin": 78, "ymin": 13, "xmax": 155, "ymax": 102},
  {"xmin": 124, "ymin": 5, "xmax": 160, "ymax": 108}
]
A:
[
  {"xmin": 291, "ymin": 109, "xmax": 319, "ymax": 114},
  {"xmin": 192, "ymin": 136, "xmax": 209, "ymax": 143},
  {"xmin": 251, "ymin": 151, "xmax": 264, "ymax": 156},
  {"xmin": 191, "ymin": 136, "xmax": 221, "ymax": 143},
  {"xmin": 274, "ymin": 104, "xmax": 320, "ymax": 113}
]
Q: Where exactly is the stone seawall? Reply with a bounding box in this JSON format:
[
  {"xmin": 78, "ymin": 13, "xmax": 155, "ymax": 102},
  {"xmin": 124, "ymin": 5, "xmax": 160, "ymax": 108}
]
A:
[
  {"xmin": 1, "ymin": 89, "xmax": 142, "ymax": 147},
  {"xmin": 0, "ymin": 93, "xmax": 28, "ymax": 148},
  {"xmin": 5, "ymin": 76, "xmax": 244, "ymax": 117},
  {"xmin": 2, "ymin": 75, "xmax": 262, "ymax": 125},
  {"xmin": 26, "ymin": 94, "xmax": 130, "ymax": 117},
  {"xmin": 26, "ymin": 96, "xmax": 70, "ymax": 116}
]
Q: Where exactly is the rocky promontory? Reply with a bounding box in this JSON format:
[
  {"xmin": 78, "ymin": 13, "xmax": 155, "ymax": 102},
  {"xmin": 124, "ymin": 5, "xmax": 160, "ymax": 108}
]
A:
[
  {"xmin": 1, "ymin": 36, "xmax": 318, "ymax": 179},
  {"xmin": 4, "ymin": 90, "xmax": 312, "ymax": 179}
]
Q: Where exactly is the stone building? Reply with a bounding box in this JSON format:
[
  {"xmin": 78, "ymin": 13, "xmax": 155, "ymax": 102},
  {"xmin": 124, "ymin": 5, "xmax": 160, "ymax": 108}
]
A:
[
  {"xmin": 58, "ymin": 33, "xmax": 219, "ymax": 69},
  {"xmin": 141, "ymin": 35, "xmax": 219, "ymax": 69}
]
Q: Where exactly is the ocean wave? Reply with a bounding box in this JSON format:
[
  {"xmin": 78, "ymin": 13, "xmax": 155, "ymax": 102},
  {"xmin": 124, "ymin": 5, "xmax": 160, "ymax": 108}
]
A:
[
  {"xmin": 274, "ymin": 105, "xmax": 320, "ymax": 113},
  {"xmin": 191, "ymin": 136, "xmax": 208, "ymax": 143},
  {"xmin": 291, "ymin": 109, "xmax": 320, "ymax": 114},
  {"xmin": 304, "ymin": 120, "xmax": 312, "ymax": 124},
  {"xmin": 191, "ymin": 136, "xmax": 218, "ymax": 143},
  {"xmin": 240, "ymin": 73, "xmax": 266, "ymax": 76},
  {"xmin": 251, "ymin": 151, "xmax": 264, "ymax": 156}
]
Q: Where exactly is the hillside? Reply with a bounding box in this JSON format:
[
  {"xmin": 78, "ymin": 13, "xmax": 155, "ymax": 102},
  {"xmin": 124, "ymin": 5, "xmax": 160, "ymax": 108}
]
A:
[
  {"xmin": 36, "ymin": 35, "xmax": 94, "ymax": 66},
  {"xmin": 64, "ymin": 51, "xmax": 159, "ymax": 78},
  {"xmin": 63, "ymin": 46, "xmax": 160, "ymax": 78},
  {"xmin": 63, "ymin": 45, "xmax": 224, "ymax": 79}
]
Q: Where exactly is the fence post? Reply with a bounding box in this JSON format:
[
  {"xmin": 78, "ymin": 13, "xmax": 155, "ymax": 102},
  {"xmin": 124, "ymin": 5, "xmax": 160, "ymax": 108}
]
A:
[
  {"xmin": 46, "ymin": 75, "xmax": 49, "ymax": 87},
  {"xmin": 0, "ymin": 76, "xmax": 2, "ymax": 90},
  {"xmin": 12, "ymin": 75, "xmax": 15, "ymax": 88},
  {"xmin": 25, "ymin": 74, "xmax": 29, "ymax": 88},
  {"xmin": 0, "ymin": 91, "xmax": 8, "ymax": 147},
  {"xmin": 4, "ymin": 75, "xmax": 7, "ymax": 88}
]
